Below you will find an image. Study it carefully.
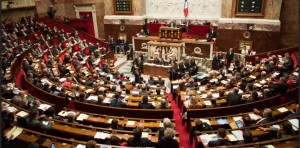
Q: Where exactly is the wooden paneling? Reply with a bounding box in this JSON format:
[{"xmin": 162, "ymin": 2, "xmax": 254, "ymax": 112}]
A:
[
  {"xmin": 215, "ymin": 29, "xmax": 280, "ymax": 53},
  {"xmin": 104, "ymin": 24, "xmax": 143, "ymax": 43}
]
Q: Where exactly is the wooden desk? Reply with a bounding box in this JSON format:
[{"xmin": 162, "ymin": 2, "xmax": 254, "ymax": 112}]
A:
[
  {"xmin": 143, "ymin": 63, "xmax": 170, "ymax": 78},
  {"xmin": 159, "ymin": 26, "xmax": 182, "ymax": 40}
]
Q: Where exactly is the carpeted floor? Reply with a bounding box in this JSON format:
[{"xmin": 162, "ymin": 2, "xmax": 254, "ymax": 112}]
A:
[{"xmin": 167, "ymin": 93, "xmax": 191, "ymax": 148}]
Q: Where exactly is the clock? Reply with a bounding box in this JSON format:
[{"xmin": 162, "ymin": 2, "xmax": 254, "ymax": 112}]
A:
[
  {"xmin": 120, "ymin": 25, "xmax": 125, "ymax": 31},
  {"xmin": 243, "ymin": 31, "xmax": 251, "ymax": 39}
]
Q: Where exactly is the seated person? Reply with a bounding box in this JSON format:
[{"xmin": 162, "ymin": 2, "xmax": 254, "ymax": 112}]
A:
[
  {"xmin": 138, "ymin": 96, "xmax": 155, "ymax": 109},
  {"xmin": 159, "ymin": 98, "xmax": 170, "ymax": 109},
  {"xmin": 259, "ymin": 121, "xmax": 294, "ymax": 139},
  {"xmin": 157, "ymin": 128, "xmax": 179, "ymax": 148},
  {"xmin": 158, "ymin": 118, "xmax": 175, "ymax": 140},
  {"xmin": 26, "ymin": 107, "xmax": 52, "ymax": 132},
  {"xmin": 254, "ymin": 108, "xmax": 276, "ymax": 125},
  {"xmin": 189, "ymin": 119, "xmax": 212, "ymax": 144},
  {"xmin": 110, "ymin": 118, "xmax": 124, "ymax": 130},
  {"xmin": 127, "ymin": 128, "xmax": 152, "ymax": 147},
  {"xmin": 207, "ymin": 128, "xmax": 231, "ymax": 147}
]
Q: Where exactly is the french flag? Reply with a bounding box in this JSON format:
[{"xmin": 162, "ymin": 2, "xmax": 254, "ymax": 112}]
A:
[{"xmin": 184, "ymin": 0, "xmax": 189, "ymax": 17}]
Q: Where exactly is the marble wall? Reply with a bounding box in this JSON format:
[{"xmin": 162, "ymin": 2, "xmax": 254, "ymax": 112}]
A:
[
  {"xmin": 104, "ymin": 0, "xmax": 146, "ymax": 16},
  {"xmin": 279, "ymin": 0, "xmax": 299, "ymax": 48},
  {"xmin": 145, "ymin": 0, "xmax": 222, "ymax": 19}
]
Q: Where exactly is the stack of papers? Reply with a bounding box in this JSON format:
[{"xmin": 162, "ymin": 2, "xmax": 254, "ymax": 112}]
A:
[
  {"xmin": 126, "ymin": 121, "xmax": 136, "ymax": 126},
  {"xmin": 277, "ymin": 107, "xmax": 289, "ymax": 113},
  {"xmin": 254, "ymin": 83, "xmax": 262, "ymax": 87},
  {"xmin": 212, "ymin": 93, "xmax": 219, "ymax": 98},
  {"xmin": 288, "ymin": 119, "xmax": 299, "ymax": 131},
  {"xmin": 87, "ymin": 95, "xmax": 98, "ymax": 101},
  {"xmin": 231, "ymin": 130, "xmax": 244, "ymax": 141},
  {"xmin": 262, "ymin": 144, "xmax": 275, "ymax": 148},
  {"xmin": 203, "ymin": 101, "xmax": 212, "ymax": 106},
  {"xmin": 76, "ymin": 113, "xmax": 89, "ymax": 121},
  {"xmin": 103, "ymin": 98, "xmax": 111, "ymax": 104},
  {"xmin": 7, "ymin": 126, "xmax": 23, "ymax": 140},
  {"xmin": 107, "ymin": 93, "xmax": 115, "ymax": 98},
  {"xmin": 38, "ymin": 104, "xmax": 51, "ymax": 111},
  {"xmin": 249, "ymin": 113, "xmax": 259, "ymax": 120},
  {"xmin": 141, "ymin": 132, "xmax": 149, "ymax": 138},
  {"xmin": 200, "ymin": 119, "xmax": 211, "ymax": 125},
  {"xmin": 7, "ymin": 106, "xmax": 18, "ymax": 113},
  {"xmin": 16, "ymin": 111, "xmax": 29, "ymax": 118},
  {"xmin": 94, "ymin": 132, "xmax": 110, "ymax": 139},
  {"xmin": 232, "ymin": 116, "xmax": 242, "ymax": 122},
  {"xmin": 227, "ymin": 134, "xmax": 238, "ymax": 142},
  {"xmin": 200, "ymin": 94, "xmax": 208, "ymax": 98},
  {"xmin": 249, "ymin": 75, "xmax": 256, "ymax": 79}
]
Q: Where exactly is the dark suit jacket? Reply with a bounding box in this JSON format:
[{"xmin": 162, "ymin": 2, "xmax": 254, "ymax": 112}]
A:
[
  {"xmin": 26, "ymin": 118, "xmax": 51, "ymax": 132},
  {"xmin": 208, "ymin": 138, "xmax": 231, "ymax": 147},
  {"xmin": 127, "ymin": 137, "xmax": 152, "ymax": 147},
  {"xmin": 138, "ymin": 103, "xmax": 155, "ymax": 109},
  {"xmin": 226, "ymin": 51, "xmax": 234, "ymax": 63},
  {"xmin": 227, "ymin": 92, "xmax": 242, "ymax": 106},
  {"xmin": 158, "ymin": 137, "xmax": 179, "ymax": 148}
]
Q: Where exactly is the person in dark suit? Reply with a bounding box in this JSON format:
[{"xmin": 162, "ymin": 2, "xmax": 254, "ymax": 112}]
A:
[
  {"xmin": 247, "ymin": 90, "xmax": 259, "ymax": 103},
  {"xmin": 226, "ymin": 48, "xmax": 234, "ymax": 68},
  {"xmin": 168, "ymin": 20, "xmax": 177, "ymax": 28},
  {"xmin": 282, "ymin": 53, "xmax": 294, "ymax": 72},
  {"xmin": 138, "ymin": 96, "xmax": 155, "ymax": 109},
  {"xmin": 227, "ymin": 87, "xmax": 242, "ymax": 106},
  {"xmin": 168, "ymin": 63, "xmax": 176, "ymax": 80},
  {"xmin": 189, "ymin": 119, "xmax": 212, "ymax": 144},
  {"xmin": 212, "ymin": 52, "xmax": 221, "ymax": 70},
  {"xmin": 208, "ymin": 27, "xmax": 216, "ymax": 38},
  {"xmin": 127, "ymin": 128, "xmax": 152, "ymax": 147},
  {"xmin": 158, "ymin": 128, "xmax": 179, "ymax": 148},
  {"xmin": 26, "ymin": 107, "xmax": 52, "ymax": 133},
  {"xmin": 254, "ymin": 108, "xmax": 276, "ymax": 125},
  {"xmin": 207, "ymin": 128, "xmax": 231, "ymax": 147},
  {"xmin": 148, "ymin": 76, "xmax": 156, "ymax": 85},
  {"xmin": 158, "ymin": 118, "xmax": 175, "ymax": 140},
  {"xmin": 268, "ymin": 77, "xmax": 288, "ymax": 96},
  {"xmin": 153, "ymin": 57, "xmax": 161, "ymax": 64},
  {"xmin": 156, "ymin": 76, "xmax": 165, "ymax": 85}
]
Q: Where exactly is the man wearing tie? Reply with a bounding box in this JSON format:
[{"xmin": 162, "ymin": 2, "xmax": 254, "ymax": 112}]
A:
[
  {"xmin": 168, "ymin": 20, "xmax": 177, "ymax": 28},
  {"xmin": 206, "ymin": 26, "xmax": 216, "ymax": 41},
  {"xmin": 226, "ymin": 48, "xmax": 234, "ymax": 68}
]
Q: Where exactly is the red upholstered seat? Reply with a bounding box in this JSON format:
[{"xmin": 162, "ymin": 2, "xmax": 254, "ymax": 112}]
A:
[
  {"xmin": 291, "ymin": 52, "xmax": 298, "ymax": 69},
  {"xmin": 73, "ymin": 44, "xmax": 80, "ymax": 52},
  {"xmin": 43, "ymin": 53, "xmax": 48, "ymax": 62},
  {"xmin": 84, "ymin": 47, "xmax": 89, "ymax": 55}
]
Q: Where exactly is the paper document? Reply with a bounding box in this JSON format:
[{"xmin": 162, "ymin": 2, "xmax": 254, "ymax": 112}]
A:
[
  {"xmin": 277, "ymin": 107, "xmax": 289, "ymax": 113},
  {"xmin": 203, "ymin": 101, "xmax": 212, "ymax": 106},
  {"xmin": 58, "ymin": 111, "xmax": 69, "ymax": 117},
  {"xmin": 94, "ymin": 132, "xmax": 110, "ymax": 139},
  {"xmin": 231, "ymin": 130, "xmax": 244, "ymax": 141},
  {"xmin": 87, "ymin": 95, "xmax": 98, "ymax": 101},
  {"xmin": 16, "ymin": 111, "xmax": 29, "ymax": 118},
  {"xmin": 249, "ymin": 113, "xmax": 259, "ymax": 120},
  {"xmin": 142, "ymin": 132, "xmax": 149, "ymax": 138},
  {"xmin": 288, "ymin": 119, "xmax": 299, "ymax": 129},
  {"xmin": 38, "ymin": 104, "xmax": 51, "ymax": 111},
  {"xmin": 76, "ymin": 113, "xmax": 89, "ymax": 121},
  {"xmin": 232, "ymin": 116, "xmax": 242, "ymax": 122},
  {"xmin": 200, "ymin": 119, "xmax": 211, "ymax": 125},
  {"xmin": 227, "ymin": 134, "xmax": 238, "ymax": 142},
  {"xmin": 126, "ymin": 121, "xmax": 136, "ymax": 126},
  {"xmin": 7, "ymin": 126, "xmax": 23, "ymax": 140}
]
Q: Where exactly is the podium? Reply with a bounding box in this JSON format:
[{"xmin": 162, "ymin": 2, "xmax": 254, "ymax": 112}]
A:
[{"xmin": 159, "ymin": 26, "xmax": 182, "ymax": 40}]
